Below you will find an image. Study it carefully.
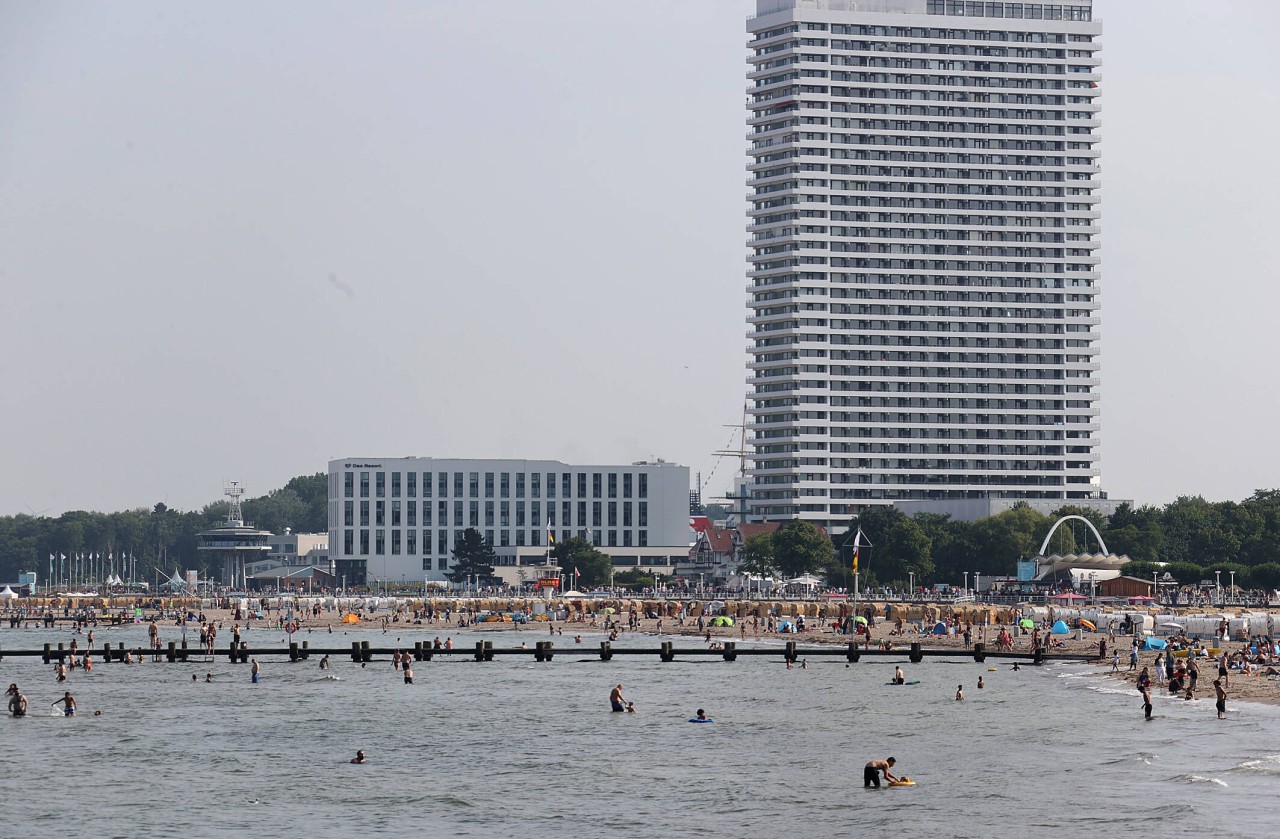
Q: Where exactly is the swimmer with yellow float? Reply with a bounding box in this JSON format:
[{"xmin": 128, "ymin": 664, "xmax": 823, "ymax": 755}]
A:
[{"xmin": 864, "ymin": 757, "xmax": 915, "ymax": 788}]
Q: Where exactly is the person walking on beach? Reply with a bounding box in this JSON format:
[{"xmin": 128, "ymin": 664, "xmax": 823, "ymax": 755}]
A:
[
  {"xmin": 864, "ymin": 757, "xmax": 898, "ymax": 788},
  {"xmin": 1214, "ymin": 679, "xmax": 1227, "ymax": 720},
  {"xmin": 1218, "ymin": 653, "xmax": 1230, "ymax": 689},
  {"xmin": 1153, "ymin": 653, "xmax": 1165, "ymax": 686},
  {"xmin": 250, "ymin": 658, "xmax": 261, "ymax": 684},
  {"xmin": 1111, "ymin": 650, "xmax": 1120, "ymax": 672},
  {"xmin": 1129, "ymin": 642, "xmax": 1139, "ymax": 672},
  {"xmin": 1188, "ymin": 658, "xmax": 1199, "ymax": 694}
]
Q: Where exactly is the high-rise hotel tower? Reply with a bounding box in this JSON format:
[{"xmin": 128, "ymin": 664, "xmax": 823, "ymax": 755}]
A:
[{"xmin": 745, "ymin": 0, "xmax": 1103, "ymax": 529}]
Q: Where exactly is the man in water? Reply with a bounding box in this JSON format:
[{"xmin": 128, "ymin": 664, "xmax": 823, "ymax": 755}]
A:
[
  {"xmin": 610, "ymin": 684, "xmax": 627, "ymax": 712},
  {"xmin": 693, "ymin": 708, "xmax": 709, "ymax": 721},
  {"xmin": 1214, "ymin": 679, "xmax": 1227, "ymax": 720},
  {"xmin": 54, "ymin": 691, "xmax": 76, "ymax": 716},
  {"xmin": 1140, "ymin": 683, "xmax": 1152, "ymax": 720},
  {"xmin": 955, "ymin": 684, "xmax": 964, "ymax": 701},
  {"xmin": 350, "ymin": 750, "xmax": 366, "ymax": 764},
  {"xmin": 319, "ymin": 654, "xmax": 331, "ymax": 670},
  {"xmin": 864, "ymin": 757, "xmax": 898, "ymax": 788},
  {"xmin": 893, "ymin": 666, "xmax": 905, "ymax": 685},
  {"xmin": 251, "ymin": 658, "xmax": 261, "ymax": 684},
  {"xmin": 7, "ymin": 687, "xmax": 27, "ymax": 717}
]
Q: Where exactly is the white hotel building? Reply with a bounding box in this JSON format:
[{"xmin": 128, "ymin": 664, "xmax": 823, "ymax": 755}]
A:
[
  {"xmin": 327, "ymin": 458, "xmax": 691, "ymax": 585},
  {"xmin": 745, "ymin": 0, "xmax": 1104, "ymax": 530}
]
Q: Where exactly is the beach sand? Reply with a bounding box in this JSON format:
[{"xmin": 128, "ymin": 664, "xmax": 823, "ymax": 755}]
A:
[{"xmin": 150, "ymin": 601, "xmax": 1278, "ymax": 706}]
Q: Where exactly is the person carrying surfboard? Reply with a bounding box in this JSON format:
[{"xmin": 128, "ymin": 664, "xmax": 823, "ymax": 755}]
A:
[{"xmin": 864, "ymin": 757, "xmax": 898, "ymax": 788}]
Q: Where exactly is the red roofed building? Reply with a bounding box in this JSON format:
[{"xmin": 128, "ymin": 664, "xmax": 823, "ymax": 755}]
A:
[{"xmin": 682, "ymin": 522, "xmax": 786, "ymax": 582}]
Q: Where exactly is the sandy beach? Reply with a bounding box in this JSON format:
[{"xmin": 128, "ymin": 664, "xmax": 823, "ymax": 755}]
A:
[{"xmin": 127, "ymin": 598, "xmax": 1280, "ymax": 707}]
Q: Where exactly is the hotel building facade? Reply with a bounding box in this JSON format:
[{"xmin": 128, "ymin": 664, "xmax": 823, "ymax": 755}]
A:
[
  {"xmin": 745, "ymin": 0, "xmax": 1104, "ymax": 530},
  {"xmin": 327, "ymin": 458, "xmax": 691, "ymax": 585}
]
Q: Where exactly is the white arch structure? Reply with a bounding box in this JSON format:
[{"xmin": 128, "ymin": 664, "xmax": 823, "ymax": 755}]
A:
[{"xmin": 1036, "ymin": 515, "xmax": 1108, "ymax": 557}]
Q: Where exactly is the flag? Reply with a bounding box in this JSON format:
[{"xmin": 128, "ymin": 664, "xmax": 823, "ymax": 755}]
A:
[
  {"xmin": 850, "ymin": 527, "xmax": 863, "ymax": 574},
  {"xmin": 574, "ymin": 567, "xmax": 580, "ymax": 578},
  {"xmin": 547, "ymin": 520, "xmax": 555, "ymax": 545}
]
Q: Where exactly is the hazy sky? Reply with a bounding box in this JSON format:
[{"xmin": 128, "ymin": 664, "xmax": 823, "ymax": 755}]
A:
[{"xmin": 2, "ymin": 0, "xmax": 1277, "ymax": 517}]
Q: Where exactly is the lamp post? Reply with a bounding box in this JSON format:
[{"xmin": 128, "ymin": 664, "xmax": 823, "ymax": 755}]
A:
[
  {"xmin": 1229, "ymin": 570, "xmax": 1236, "ymax": 604},
  {"xmin": 908, "ymin": 571, "xmax": 915, "ymax": 600},
  {"xmin": 974, "ymin": 572, "xmax": 981, "ymax": 601},
  {"xmin": 1215, "ymin": 570, "xmax": 1221, "ymax": 606},
  {"xmin": 963, "ymin": 571, "xmax": 969, "ymax": 597}
]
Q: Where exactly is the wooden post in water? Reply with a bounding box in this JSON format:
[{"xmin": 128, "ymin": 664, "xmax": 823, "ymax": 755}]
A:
[
  {"xmin": 909, "ymin": 642, "xmax": 923, "ymax": 663},
  {"xmin": 300, "ymin": 640, "xmax": 309, "ymax": 660},
  {"xmin": 351, "ymin": 641, "xmax": 362, "ymax": 662},
  {"xmin": 973, "ymin": 642, "xmax": 986, "ymax": 662},
  {"xmin": 360, "ymin": 640, "xmax": 371, "ymax": 662},
  {"xmin": 660, "ymin": 641, "xmax": 675, "ymax": 662},
  {"xmin": 180, "ymin": 640, "xmax": 190, "ymax": 662},
  {"xmin": 42, "ymin": 643, "xmax": 51, "ymax": 664},
  {"xmin": 289, "ymin": 642, "xmax": 299, "ymax": 662},
  {"xmin": 413, "ymin": 641, "xmax": 424, "ymax": 661},
  {"xmin": 722, "ymin": 641, "xmax": 737, "ymax": 662},
  {"xmin": 599, "ymin": 641, "xmax": 613, "ymax": 661},
  {"xmin": 784, "ymin": 641, "xmax": 797, "ymax": 663},
  {"xmin": 166, "ymin": 641, "xmax": 176, "ymax": 663},
  {"xmin": 846, "ymin": 642, "xmax": 860, "ymax": 663},
  {"xmin": 474, "ymin": 641, "xmax": 486, "ymax": 662}
]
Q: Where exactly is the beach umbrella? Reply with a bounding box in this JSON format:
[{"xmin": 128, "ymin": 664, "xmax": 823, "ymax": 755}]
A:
[{"xmin": 1080, "ymin": 619, "xmax": 1097, "ymax": 631}]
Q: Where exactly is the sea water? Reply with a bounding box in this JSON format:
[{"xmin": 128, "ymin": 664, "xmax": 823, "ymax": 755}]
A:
[{"xmin": 2, "ymin": 623, "xmax": 1277, "ymax": 838}]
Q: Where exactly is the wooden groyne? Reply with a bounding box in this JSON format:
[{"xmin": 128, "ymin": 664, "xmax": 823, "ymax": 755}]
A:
[{"xmin": 7, "ymin": 640, "xmax": 1096, "ymax": 666}]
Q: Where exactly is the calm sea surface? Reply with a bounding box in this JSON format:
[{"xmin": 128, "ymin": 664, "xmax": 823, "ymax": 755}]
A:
[{"xmin": 2, "ymin": 623, "xmax": 1277, "ymax": 838}]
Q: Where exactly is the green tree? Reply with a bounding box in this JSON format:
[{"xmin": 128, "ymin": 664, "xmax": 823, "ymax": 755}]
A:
[
  {"xmin": 1248, "ymin": 562, "xmax": 1280, "ymax": 591},
  {"xmin": 552, "ymin": 537, "xmax": 613, "ymax": 588},
  {"xmin": 446, "ymin": 528, "xmax": 496, "ymax": 584},
  {"xmin": 736, "ymin": 533, "xmax": 779, "ymax": 578},
  {"xmin": 772, "ymin": 520, "xmax": 833, "ymax": 578}
]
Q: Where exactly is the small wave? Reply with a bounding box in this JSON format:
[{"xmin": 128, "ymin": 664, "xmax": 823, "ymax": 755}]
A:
[
  {"xmin": 1229, "ymin": 756, "xmax": 1280, "ymax": 776},
  {"xmin": 1171, "ymin": 774, "xmax": 1227, "ymax": 787}
]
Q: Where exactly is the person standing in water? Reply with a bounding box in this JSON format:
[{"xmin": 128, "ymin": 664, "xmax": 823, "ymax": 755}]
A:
[
  {"xmin": 610, "ymin": 684, "xmax": 627, "ymax": 712},
  {"xmin": 250, "ymin": 658, "xmax": 261, "ymax": 684},
  {"xmin": 53, "ymin": 691, "xmax": 76, "ymax": 716},
  {"xmin": 1214, "ymin": 679, "xmax": 1227, "ymax": 720},
  {"xmin": 863, "ymin": 757, "xmax": 898, "ymax": 788}
]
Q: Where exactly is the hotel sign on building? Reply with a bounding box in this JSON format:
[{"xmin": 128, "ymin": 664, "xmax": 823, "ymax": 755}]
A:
[{"xmin": 327, "ymin": 458, "xmax": 691, "ymax": 585}]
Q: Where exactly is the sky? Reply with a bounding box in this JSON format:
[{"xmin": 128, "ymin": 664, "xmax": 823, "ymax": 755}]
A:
[{"xmin": 1, "ymin": 0, "xmax": 1277, "ymax": 517}]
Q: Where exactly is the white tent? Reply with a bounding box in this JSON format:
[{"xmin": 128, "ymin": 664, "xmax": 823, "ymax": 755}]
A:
[
  {"xmin": 787, "ymin": 574, "xmax": 823, "ymax": 588},
  {"xmin": 0, "ymin": 585, "xmax": 18, "ymax": 600}
]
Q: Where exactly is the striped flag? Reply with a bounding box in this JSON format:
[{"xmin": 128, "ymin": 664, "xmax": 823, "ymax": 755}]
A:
[
  {"xmin": 547, "ymin": 520, "xmax": 555, "ymax": 545},
  {"xmin": 850, "ymin": 527, "xmax": 863, "ymax": 574}
]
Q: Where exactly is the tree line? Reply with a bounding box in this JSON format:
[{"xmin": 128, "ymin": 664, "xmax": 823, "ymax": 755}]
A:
[
  {"xmin": 718, "ymin": 491, "xmax": 1280, "ymax": 592},
  {"xmin": 0, "ymin": 475, "xmax": 328, "ymax": 586}
]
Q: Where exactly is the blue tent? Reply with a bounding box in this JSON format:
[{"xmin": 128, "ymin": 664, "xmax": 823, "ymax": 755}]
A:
[
  {"xmin": 1142, "ymin": 637, "xmax": 1167, "ymax": 650},
  {"xmin": 1050, "ymin": 620, "xmax": 1070, "ymax": 635},
  {"xmin": 932, "ymin": 621, "xmax": 948, "ymax": 635}
]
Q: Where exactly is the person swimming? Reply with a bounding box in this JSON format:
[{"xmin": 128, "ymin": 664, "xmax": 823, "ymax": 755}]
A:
[{"xmin": 350, "ymin": 750, "xmax": 366, "ymax": 764}]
